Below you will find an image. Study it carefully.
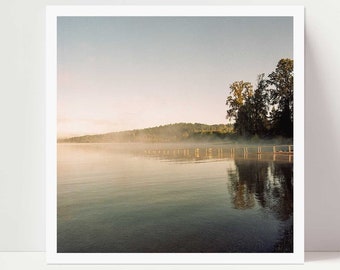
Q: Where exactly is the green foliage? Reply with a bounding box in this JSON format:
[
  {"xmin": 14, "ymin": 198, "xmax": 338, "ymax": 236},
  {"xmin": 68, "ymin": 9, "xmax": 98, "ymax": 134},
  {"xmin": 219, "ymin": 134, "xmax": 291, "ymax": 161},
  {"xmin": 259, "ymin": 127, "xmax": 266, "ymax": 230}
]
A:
[
  {"xmin": 226, "ymin": 59, "xmax": 293, "ymax": 138},
  {"xmin": 226, "ymin": 81, "xmax": 253, "ymax": 121},
  {"xmin": 267, "ymin": 58, "xmax": 294, "ymax": 137},
  {"xmin": 61, "ymin": 123, "xmax": 235, "ymax": 143}
]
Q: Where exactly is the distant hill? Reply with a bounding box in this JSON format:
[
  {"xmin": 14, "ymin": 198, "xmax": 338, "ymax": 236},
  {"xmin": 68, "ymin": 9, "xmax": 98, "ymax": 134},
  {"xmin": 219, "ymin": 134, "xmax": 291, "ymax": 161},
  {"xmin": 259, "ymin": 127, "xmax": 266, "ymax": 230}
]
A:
[{"xmin": 59, "ymin": 123, "xmax": 234, "ymax": 143}]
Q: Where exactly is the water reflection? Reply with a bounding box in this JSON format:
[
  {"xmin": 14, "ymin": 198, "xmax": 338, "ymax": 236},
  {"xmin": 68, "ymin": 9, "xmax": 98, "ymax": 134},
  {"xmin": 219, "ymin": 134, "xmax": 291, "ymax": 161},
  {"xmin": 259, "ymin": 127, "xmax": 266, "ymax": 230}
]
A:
[
  {"xmin": 58, "ymin": 143, "xmax": 294, "ymax": 253},
  {"xmin": 227, "ymin": 159, "xmax": 293, "ymax": 252},
  {"xmin": 139, "ymin": 145, "xmax": 294, "ymax": 252},
  {"xmin": 227, "ymin": 160, "xmax": 293, "ymax": 219}
]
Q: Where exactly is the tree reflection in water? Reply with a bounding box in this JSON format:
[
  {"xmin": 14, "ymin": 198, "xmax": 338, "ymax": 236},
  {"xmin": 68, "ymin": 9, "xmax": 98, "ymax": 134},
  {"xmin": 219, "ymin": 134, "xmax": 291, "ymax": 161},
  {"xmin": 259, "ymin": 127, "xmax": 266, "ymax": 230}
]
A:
[{"xmin": 227, "ymin": 160, "xmax": 293, "ymax": 252}]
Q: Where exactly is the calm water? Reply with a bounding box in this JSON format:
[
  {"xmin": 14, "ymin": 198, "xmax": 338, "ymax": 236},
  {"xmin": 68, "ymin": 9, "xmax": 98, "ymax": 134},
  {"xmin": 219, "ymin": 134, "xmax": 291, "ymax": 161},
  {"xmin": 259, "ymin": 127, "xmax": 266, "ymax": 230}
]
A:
[{"xmin": 57, "ymin": 143, "xmax": 293, "ymax": 253}]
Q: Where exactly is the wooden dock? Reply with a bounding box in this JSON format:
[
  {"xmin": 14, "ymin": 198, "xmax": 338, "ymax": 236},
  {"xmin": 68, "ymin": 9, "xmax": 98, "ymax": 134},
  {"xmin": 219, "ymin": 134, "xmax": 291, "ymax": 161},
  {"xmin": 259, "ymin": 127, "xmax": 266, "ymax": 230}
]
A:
[{"xmin": 143, "ymin": 145, "xmax": 293, "ymax": 162}]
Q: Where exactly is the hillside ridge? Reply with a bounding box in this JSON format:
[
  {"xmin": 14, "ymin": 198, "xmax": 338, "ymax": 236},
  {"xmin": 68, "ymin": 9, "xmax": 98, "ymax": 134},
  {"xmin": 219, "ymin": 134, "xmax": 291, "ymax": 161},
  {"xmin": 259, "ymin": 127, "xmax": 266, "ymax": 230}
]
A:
[{"xmin": 59, "ymin": 123, "xmax": 234, "ymax": 143}]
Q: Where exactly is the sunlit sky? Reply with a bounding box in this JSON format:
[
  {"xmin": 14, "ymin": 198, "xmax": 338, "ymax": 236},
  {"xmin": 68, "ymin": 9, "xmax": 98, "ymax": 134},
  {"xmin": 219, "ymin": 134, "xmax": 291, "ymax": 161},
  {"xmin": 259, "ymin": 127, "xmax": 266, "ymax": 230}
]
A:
[{"xmin": 57, "ymin": 16, "xmax": 293, "ymax": 138}]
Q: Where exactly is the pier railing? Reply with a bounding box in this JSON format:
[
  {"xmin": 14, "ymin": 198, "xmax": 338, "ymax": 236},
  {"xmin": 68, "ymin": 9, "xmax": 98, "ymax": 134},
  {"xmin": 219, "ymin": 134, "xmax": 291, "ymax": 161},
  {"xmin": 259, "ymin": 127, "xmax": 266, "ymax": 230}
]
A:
[{"xmin": 143, "ymin": 145, "xmax": 293, "ymax": 162}]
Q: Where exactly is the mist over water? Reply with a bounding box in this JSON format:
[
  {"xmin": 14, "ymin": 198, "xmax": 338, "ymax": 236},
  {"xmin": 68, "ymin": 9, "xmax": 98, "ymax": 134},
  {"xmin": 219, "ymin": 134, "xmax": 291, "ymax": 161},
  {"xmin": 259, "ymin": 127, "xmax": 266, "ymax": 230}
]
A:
[{"xmin": 57, "ymin": 143, "xmax": 293, "ymax": 253}]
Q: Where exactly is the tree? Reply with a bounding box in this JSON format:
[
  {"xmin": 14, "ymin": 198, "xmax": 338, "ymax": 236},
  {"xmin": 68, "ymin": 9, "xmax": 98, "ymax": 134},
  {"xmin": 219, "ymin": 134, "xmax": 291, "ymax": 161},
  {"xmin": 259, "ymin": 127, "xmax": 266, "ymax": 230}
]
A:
[
  {"xmin": 250, "ymin": 73, "xmax": 270, "ymax": 136},
  {"xmin": 226, "ymin": 81, "xmax": 253, "ymax": 120},
  {"xmin": 226, "ymin": 81, "xmax": 253, "ymax": 136},
  {"xmin": 226, "ymin": 58, "xmax": 293, "ymax": 138},
  {"xmin": 267, "ymin": 58, "xmax": 294, "ymax": 137},
  {"xmin": 226, "ymin": 76, "xmax": 270, "ymax": 137}
]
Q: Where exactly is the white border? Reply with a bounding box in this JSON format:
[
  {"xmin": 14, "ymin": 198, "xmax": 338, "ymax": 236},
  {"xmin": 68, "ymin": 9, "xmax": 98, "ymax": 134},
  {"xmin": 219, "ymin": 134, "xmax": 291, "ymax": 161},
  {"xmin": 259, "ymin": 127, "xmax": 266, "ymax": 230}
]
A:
[{"xmin": 46, "ymin": 5, "xmax": 304, "ymax": 264}]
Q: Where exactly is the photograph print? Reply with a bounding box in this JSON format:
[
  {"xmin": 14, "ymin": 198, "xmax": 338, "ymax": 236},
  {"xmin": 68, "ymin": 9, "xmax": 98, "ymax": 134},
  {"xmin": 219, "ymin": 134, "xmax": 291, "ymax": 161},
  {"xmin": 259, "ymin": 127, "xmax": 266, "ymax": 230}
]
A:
[{"xmin": 47, "ymin": 6, "xmax": 304, "ymax": 264}]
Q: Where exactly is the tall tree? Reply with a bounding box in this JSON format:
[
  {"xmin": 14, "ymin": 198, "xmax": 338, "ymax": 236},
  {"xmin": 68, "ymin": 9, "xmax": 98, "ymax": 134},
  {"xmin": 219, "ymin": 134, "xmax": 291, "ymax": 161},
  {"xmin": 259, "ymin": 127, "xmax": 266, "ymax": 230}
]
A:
[
  {"xmin": 226, "ymin": 58, "xmax": 293, "ymax": 138},
  {"xmin": 226, "ymin": 81, "xmax": 253, "ymax": 120},
  {"xmin": 226, "ymin": 81, "xmax": 253, "ymax": 136},
  {"xmin": 250, "ymin": 73, "xmax": 270, "ymax": 136},
  {"xmin": 226, "ymin": 76, "xmax": 270, "ymax": 137},
  {"xmin": 267, "ymin": 58, "xmax": 294, "ymax": 137}
]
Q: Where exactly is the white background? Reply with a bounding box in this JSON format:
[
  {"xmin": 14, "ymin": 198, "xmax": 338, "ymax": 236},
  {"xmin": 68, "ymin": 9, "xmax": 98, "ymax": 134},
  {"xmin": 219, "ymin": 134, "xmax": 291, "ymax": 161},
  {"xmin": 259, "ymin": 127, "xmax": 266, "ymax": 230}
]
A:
[{"xmin": 0, "ymin": 0, "xmax": 339, "ymax": 253}]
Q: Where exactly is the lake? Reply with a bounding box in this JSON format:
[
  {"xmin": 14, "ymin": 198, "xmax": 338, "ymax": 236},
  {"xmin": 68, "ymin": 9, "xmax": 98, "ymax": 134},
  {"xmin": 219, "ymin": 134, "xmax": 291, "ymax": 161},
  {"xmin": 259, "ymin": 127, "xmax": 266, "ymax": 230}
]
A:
[{"xmin": 57, "ymin": 143, "xmax": 293, "ymax": 253}]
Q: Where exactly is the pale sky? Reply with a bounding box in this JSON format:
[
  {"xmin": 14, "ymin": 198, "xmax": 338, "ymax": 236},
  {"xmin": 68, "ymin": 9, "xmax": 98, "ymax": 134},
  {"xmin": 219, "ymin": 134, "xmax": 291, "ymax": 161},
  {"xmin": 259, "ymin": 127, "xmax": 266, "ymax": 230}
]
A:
[{"xmin": 57, "ymin": 16, "xmax": 293, "ymax": 138}]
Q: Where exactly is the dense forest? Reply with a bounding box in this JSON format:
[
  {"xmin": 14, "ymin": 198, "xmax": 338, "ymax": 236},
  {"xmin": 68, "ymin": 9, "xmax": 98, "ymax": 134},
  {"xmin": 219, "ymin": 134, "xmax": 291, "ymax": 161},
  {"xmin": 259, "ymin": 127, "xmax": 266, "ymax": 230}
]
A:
[
  {"xmin": 60, "ymin": 123, "xmax": 234, "ymax": 143},
  {"xmin": 226, "ymin": 58, "xmax": 293, "ymax": 138}
]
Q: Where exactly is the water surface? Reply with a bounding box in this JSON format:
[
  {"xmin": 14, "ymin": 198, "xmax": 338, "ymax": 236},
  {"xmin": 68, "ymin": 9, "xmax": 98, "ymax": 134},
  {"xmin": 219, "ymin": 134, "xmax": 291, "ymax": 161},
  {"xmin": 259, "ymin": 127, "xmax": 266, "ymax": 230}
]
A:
[{"xmin": 57, "ymin": 143, "xmax": 293, "ymax": 253}]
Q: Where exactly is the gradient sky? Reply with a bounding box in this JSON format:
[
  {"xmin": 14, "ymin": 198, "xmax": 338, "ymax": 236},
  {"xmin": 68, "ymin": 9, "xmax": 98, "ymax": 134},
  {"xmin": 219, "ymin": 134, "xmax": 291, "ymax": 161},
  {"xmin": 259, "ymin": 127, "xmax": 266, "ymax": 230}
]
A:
[{"xmin": 57, "ymin": 16, "xmax": 293, "ymax": 138}]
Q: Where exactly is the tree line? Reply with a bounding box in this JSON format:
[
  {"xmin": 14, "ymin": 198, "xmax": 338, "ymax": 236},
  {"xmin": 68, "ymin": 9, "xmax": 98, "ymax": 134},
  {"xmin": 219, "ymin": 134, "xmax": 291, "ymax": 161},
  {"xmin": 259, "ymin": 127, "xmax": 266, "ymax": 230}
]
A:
[
  {"xmin": 61, "ymin": 123, "xmax": 234, "ymax": 143},
  {"xmin": 226, "ymin": 58, "xmax": 293, "ymax": 138}
]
